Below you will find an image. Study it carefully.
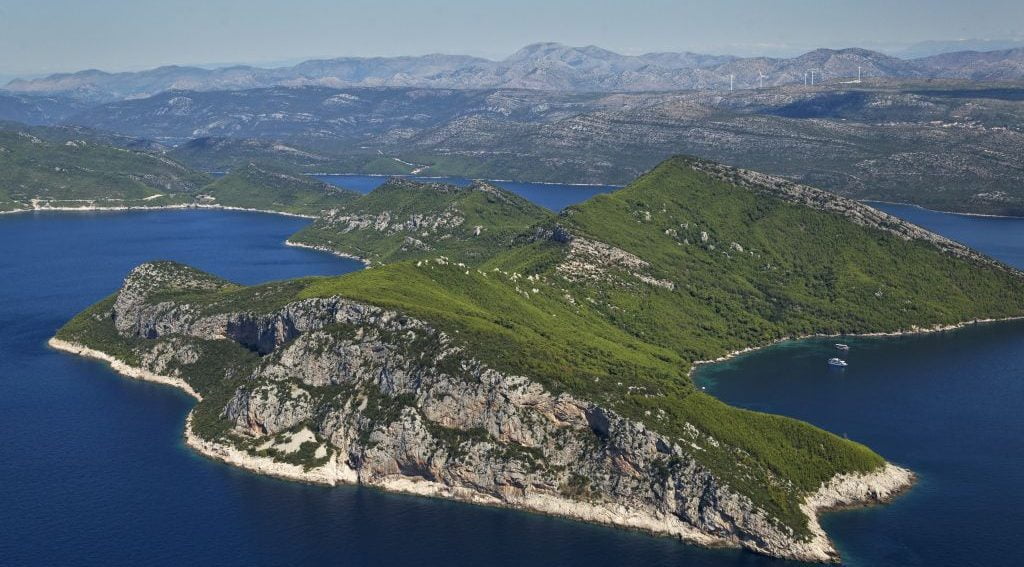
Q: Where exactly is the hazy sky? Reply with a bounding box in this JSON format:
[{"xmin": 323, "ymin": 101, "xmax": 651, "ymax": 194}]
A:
[{"xmin": 1, "ymin": 0, "xmax": 1022, "ymax": 75}]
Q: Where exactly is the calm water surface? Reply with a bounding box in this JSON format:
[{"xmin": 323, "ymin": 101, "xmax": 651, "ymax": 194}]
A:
[
  {"xmin": 870, "ymin": 202, "xmax": 1024, "ymax": 267},
  {"xmin": 2, "ymin": 194, "xmax": 1022, "ymax": 566},
  {"xmin": 315, "ymin": 174, "xmax": 618, "ymax": 211},
  {"xmin": 0, "ymin": 208, "xmax": 767, "ymax": 567},
  {"xmin": 697, "ymin": 202, "xmax": 1024, "ymax": 566}
]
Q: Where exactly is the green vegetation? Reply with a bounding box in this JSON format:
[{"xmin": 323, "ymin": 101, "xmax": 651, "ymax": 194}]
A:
[
  {"xmin": 248, "ymin": 424, "xmax": 335, "ymax": 471},
  {"xmin": 277, "ymin": 158, "xmax": 1024, "ymax": 532},
  {"xmin": 201, "ymin": 163, "xmax": 359, "ymax": 215},
  {"xmin": 0, "ymin": 128, "xmax": 209, "ymax": 208},
  {"xmin": 55, "ymin": 156, "xmax": 1024, "ymax": 537},
  {"xmin": 0, "ymin": 125, "xmax": 360, "ymax": 216},
  {"xmin": 552, "ymin": 158, "xmax": 1024, "ymax": 358},
  {"xmin": 292, "ymin": 179, "xmax": 552, "ymax": 264},
  {"xmin": 55, "ymin": 296, "xmax": 146, "ymax": 366},
  {"xmin": 294, "ymin": 260, "xmax": 886, "ymax": 533},
  {"xmin": 54, "ymin": 294, "xmax": 261, "ymax": 440}
]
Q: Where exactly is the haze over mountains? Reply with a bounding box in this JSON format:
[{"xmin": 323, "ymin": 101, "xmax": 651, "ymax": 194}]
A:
[
  {"xmin": 5, "ymin": 42, "xmax": 1024, "ymax": 102},
  {"xmin": 2, "ymin": 41, "xmax": 1024, "ymax": 217}
]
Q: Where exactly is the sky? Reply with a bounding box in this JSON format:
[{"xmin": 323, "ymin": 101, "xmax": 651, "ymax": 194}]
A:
[{"xmin": 1, "ymin": 0, "xmax": 1022, "ymax": 76}]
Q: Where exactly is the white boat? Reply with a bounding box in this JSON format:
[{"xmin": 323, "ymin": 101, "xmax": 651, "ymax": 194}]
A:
[
  {"xmin": 835, "ymin": 343, "xmax": 850, "ymax": 351},
  {"xmin": 828, "ymin": 358, "xmax": 848, "ymax": 367}
]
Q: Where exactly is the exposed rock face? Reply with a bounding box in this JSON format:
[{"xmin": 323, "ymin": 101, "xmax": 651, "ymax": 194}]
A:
[
  {"xmin": 316, "ymin": 209, "xmax": 466, "ymax": 236},
  {"xmin": 89, "ymin": 261, "xmax": 912, "ymax": 562},
  {"xmin": 552, "ymin": 232, "xmax": 675, "ymax": 290},
  {"xmin": 112, "ymin": 262, "xmax": 411, "ymax": 354},
  {"xmin": 226, "ymin": 382, "xmax": 314, "ymax": 436}
]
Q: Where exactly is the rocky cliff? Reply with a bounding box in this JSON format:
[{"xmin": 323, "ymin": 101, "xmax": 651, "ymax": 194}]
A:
[{"xmin": 54, "ymin": 261, "xmax": 913, "ymax": 562}]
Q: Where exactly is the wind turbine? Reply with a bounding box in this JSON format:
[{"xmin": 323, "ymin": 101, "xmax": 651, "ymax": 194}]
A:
[
  {"xmin": 758, "ymin": 71, "xmax": 768, "ymax": 88},
  {"xmin": 858, "ymin": 65, "xmax": 862, "ymax": 82},
  {"xmin": 730, "ymin": 74, "xmax": 734, "ymax": 91}
]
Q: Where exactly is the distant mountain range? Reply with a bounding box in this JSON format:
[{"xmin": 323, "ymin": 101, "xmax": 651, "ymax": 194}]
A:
[
  {"xmin": 891, "ymin": 38, "xmax": 1024, "ymax": 59},
  {"xmin": 5, "ymin": 43, "xmax": 1024, "ymax": 102},
  {"xmin": 27, "ymin": 80, "xmax": 1021, "ymax": 216}
]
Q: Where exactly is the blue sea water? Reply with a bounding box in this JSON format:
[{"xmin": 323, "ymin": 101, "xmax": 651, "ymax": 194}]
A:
[
  {"xmin": 869, "ymin": 202, "xmax": 1024, "ymax": 268},
  {"xmin": 315, "ymin": 174, "xmax": 618, "ymax": 211},
  {"xmin": 0, "ymin": 208, "xmax": 763, "ymax": 567},
  {"xmin": 697, "ymin": 203, "xmax": 1024, "ymax": 566},
  {"xmin": 1, "ymin": 195, "xmax": 1022, "ymax": 566}
]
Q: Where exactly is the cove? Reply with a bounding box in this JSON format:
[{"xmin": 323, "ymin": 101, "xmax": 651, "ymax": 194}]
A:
[{"xmin": 695, "ymin": 202, "xmax": 1024, "ymax": 566}]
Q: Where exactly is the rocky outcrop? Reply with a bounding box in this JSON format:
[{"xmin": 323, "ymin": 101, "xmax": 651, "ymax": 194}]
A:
[
  {"xmin": 73, "ymin": 261, "xmax": 914, "ymax": 563},
  {"xmin": 549, "ymin": 230, "xmax": 675, "ymax": 290},
  {"xmin": 315, "ymin": 208, "xmax": 466, "ymax": 236},
  {"xmin": 111, "ymin": 262, "xmax": 414, "ymax": 354},
  {"xmin": 225, "ymin": 382, "xmax": 314, "ymax": 436}
]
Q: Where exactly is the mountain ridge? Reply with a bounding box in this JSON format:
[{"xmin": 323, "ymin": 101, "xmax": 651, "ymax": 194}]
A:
[{"xmin": 8, "ymin": 42, "xmax": 1024, "ymax": 102}]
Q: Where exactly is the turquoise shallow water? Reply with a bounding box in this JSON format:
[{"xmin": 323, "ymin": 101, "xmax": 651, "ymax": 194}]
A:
[{"xmin": 1, "ymin": 196, "xmax": 1022, "ymax": 566}]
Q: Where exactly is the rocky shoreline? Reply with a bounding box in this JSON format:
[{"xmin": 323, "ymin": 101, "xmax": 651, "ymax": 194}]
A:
[
  {"xmin": 799, "ymin": 464, "xmax": 917, "ymax": 562},
  {"xmin": 183, "ymin": 407, "xmax": 731, "ymax": 552},
  {"xmin": 49, "ymin": 327, "xmax": 917, "ymax": 563},
  {"xmin": 283, "ymin": 240, "xmax": 370, "ymax": 265},
  {"xmin": 49, "ymin": 338, "xmax": 731, "ymax": 552},
  {"xmin": 47, "ymin": 338, "xmax": 203, "ymax": 400}
]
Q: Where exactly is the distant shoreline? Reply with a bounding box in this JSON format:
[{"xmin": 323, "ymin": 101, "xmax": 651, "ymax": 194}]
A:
[
  {"xmin": 307, "ymin": 172, "xmax": 624, "ymax": 189},
  {"xmin": 0, "ymin": 202, "xmax": 316, "ymax": 219},
  {"xmin": 862, "ymin": 199, "xmax": 1024, "ymax": 220},
  {"xmin": 284, "ymin": 240, "xmax": 370, "ymax": 266},
  {"xmin": 1, "ymin": 202, "xmax": 372, "ymax": 269}
]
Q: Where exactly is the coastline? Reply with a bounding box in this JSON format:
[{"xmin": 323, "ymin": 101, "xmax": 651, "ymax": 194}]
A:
[
  {"xmin": 284, "ymin": 239, "xmax": 371, "ymax": 266},
  {"xmin": 183, "ymin": 412, "xmax": 358, "ymax": 486},
  {"xmin": 178, "ymin": 410, "xmax": 916, "ymax": 563},
  {"xmin": 47, "ymin": 338, "xmax": 203, "ymax": 401},
  {"xmin": 689, "ymin": 315, "xmax": 1024, "ymax": 379},
  {"xmin": 862, "ymin": 199, "xmax": 1024, "ymax": 220},
  {"xmin": 0, "ymin": 202, "xmax": 316, "ymax": 219},
  {"xmin": 308, "ymin": 172, "xmax": 623, "ymax": 189},
  {"xmin": 799, "ymin": 464, "xmax": 917, "ymax": 563},
  {"xmin": 183, "ymin": 408, "xmax": 733, "ymax": 553},
  {"xmin": 46, "ymin": 339, "xmax": 732, "ymax": 553},
  {"xmin": 48, "ymin": 334, "xmax": 918, "ymax": 562}
]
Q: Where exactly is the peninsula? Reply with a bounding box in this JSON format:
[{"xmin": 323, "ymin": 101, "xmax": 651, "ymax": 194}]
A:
[{"xmin": 51, "ymin": 157, "xmax": 1024, "ymax": 561}]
